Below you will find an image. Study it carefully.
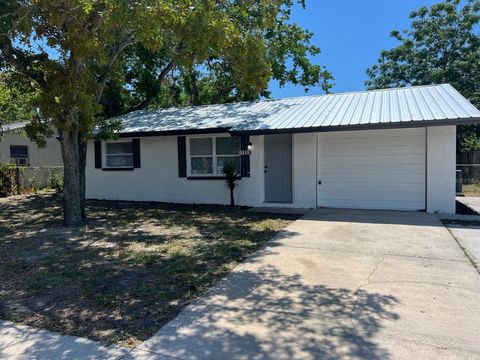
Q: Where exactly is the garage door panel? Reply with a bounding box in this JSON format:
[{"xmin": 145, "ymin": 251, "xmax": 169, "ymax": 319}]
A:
[
  {"xmin": 318, "ymin": 154, "xmax": 425, "ymax": 166},
  {"xmin": 317, "ymin": 128, "xmax": 426, "ymax": 211},
  {"xmin": 317, "ymin": 127, "xmax": 423, "ymax": 139},
  {"xmin": 319, "ymin": 172, "xmax": 425, "ymax": 183},
  {"xmin": 318, "ymin": 136, "xmax": 425, "ymax": 148},
  {"xmin": 320, "ymin": 181, "xmax": 425, "ymax": 192},
  {"xmin": 317, "ymin": 145, "xmax": 424, "ymax": 157},
  {"xmin": 318, "ymin": 164, "xmax": 425, "ymax": 175},
  {"xmin": 318, "ymin": 198, "xmax": 425, "ymax": 211},
  {"xmin": 318, "ymin": 190, "xmax": 424, "ymax": 202}
]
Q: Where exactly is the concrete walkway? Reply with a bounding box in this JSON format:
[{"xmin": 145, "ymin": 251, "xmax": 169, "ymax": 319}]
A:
[
  {"xmin": 447, "ymin": 224, "xmax": 480, "ymax": 269},
  {"xmin": 137, "ymin": 209, "xmax": 480, "ymax": 359},
  {"xmin": 0, "ymin": 320, "xmax": 129, "ymax": 359},
  {"xmin": 457, "ymin": 196, "xmax": 480, "ymax": 214}
]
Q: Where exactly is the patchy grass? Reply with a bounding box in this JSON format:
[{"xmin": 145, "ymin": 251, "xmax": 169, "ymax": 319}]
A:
[
  {"xmin": 0, "ymin": 194, "xmax": 298, "ymax": 346},
  {"xmin": 463, "ymin": 183, "xmax": 480, "ymax": 197}
]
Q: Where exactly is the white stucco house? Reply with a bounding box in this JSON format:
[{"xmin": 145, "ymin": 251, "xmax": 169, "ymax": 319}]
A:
[
  {"xmin": 0, "ymin": 121, "xmax": 63, "ymax": 166},
  {"xmin": 86, "ymin": 84, "xmax": 480, "ymax": 214}
]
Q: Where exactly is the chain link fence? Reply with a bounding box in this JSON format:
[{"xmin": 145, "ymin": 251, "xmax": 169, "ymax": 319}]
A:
[
  {"xmin": 0, "ymin": 165, "xmax": 63, "ymax": 197},
  {"xmin": 457, "ymin": 164, "xmax": 480, "ymax": 185}
]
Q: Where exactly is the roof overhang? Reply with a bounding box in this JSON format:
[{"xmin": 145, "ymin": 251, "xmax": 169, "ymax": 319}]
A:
[
  {"xmin": 229, "ymin": 117, "xmax": 480, "ymax": 136},
  {"xmin": 117, "ymin": 127, "xmax": 231, "ymax": 138},
  {"xmin": 116, "ymin": 117, "xmax": 480, "ymax": 138}
]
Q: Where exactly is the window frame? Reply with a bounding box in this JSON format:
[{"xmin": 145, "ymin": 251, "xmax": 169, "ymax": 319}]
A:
[
  {"xmin": 186, "ymin": 135, "xmax": 241, "ymax": 177},
  {"xmin": 10, "ymin": 145, "xmax": 29, "ymax": 166},
  {"xmin": 103, "ymin": 140, "xmax": 134, "ymax": 169}
]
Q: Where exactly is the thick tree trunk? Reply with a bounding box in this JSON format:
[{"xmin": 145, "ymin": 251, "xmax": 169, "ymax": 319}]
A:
[
  {"xmin": 59, "ymin": 129, "xmax": 85, "ymax": 226},
  {"xmin": 78, "ymin": 134, "xmax": 87, "ymax": 220}
]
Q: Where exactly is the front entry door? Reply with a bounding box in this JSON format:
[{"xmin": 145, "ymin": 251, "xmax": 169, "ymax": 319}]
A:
[{"xmin": 264, "ymin": 134, "xmax": 292, "ymax": 203}]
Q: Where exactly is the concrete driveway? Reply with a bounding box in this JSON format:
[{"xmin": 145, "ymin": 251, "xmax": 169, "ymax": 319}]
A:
[
  {"xmin": 447, "ymin": 223, "xmax": 480, "ymax": 269},
  {"xmin": 135, "ymin": 209, "xmax": 480, "ymax": 360}
]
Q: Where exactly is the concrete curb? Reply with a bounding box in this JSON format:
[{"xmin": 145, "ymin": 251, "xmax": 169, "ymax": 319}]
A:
[{"xmin": 437, "ymin": 214, "xmax": 480, "ymax": 222}]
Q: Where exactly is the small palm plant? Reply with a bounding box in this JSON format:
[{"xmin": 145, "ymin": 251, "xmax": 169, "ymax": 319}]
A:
[{"xmin": 223, "ymin": 159, "xmax": 238, "ymax": 207}]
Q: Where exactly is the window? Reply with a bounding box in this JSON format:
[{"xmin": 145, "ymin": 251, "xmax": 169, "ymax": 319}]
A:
[
  {"xmin": 190, "ymin": 138, "xmax": 213, "ymax": 174},
  {"xmin": 105, "ymin": 141, "xmax": 133, "ymax": 168},
  {"xmin": 215, "ymin": 137, "xmax": 240, "ymax": 174},
  {"xmin": 188, "ymin": 136, "xmax": 240, "ymax": 176},
  {"xmin": 10, "ymin": 145, "xmax": 29, "ymax": 165}
]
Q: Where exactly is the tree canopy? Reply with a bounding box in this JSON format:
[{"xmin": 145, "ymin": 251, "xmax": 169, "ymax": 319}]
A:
[
  {"xmin": 366, "ymin": 0, "xmax": 480, "ymax": 152},
  {"xmin": 0, "ymin": 72, "xmax": 38, "ymax": 126},
  {"xmin": 0, "ymin": 0, "xmax": 331, "ymax": 225},
  {"xmin": 101, "ymin": 2, "xmax": 333, "ymax": 117}
]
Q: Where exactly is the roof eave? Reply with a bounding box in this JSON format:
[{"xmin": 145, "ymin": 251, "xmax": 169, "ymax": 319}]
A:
[
  {"xmin": 229, "ymin": 117, "xmax": 480, "ymax": 136},
  {"xmin": 117, "ymin": 127, "xmax": 231, "ymax": 138}
]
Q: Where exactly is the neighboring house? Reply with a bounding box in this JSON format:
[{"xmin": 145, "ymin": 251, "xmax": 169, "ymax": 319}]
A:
[
  {"xmin": 0, "ymin": 121, "xmax": 63, "ymax": 166},
  {"xmin": 86, "ymin": 84, "xmax": 480, "ymax": 214}
]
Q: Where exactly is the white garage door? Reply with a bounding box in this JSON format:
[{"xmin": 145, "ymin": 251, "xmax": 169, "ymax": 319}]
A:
[{"xmin": 317, "ymin": 128, "xmax": 426, "ymax": 211}]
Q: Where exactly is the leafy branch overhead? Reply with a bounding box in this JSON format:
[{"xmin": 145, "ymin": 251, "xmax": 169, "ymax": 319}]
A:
[
  {"xmin": 102, "ymin": 1, "xmax": 333, "ymax": 114},
  {"xmin": 365, "ymin": 0, "xmax": 480, "ymax": 151}
]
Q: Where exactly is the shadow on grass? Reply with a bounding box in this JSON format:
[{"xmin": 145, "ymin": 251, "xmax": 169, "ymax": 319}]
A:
[{"xmin": 0, "ymin": 194, "xmax": 299, "ymax": 346}]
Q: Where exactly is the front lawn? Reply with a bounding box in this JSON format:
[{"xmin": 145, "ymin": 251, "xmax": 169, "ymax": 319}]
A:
[
  {"xmin": 463, "ymin": 183, "xmax": 480, "ymax": 197},
  {"xmin": 0, "ymin": 194, "xmax": 298, "ymax": 346}
]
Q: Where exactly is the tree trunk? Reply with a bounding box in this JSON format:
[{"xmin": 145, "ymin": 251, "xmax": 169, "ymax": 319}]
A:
[
  {"xmin": 59, "ymin": 129, "xmax": 85, "ymax": 226},
  {"xmin": 230, "ymin": 187, "xmax": 235, "ymax": 207},
  {"xmin": 78, "ymin": 134, "xmax": 87, "ymax": 220}
]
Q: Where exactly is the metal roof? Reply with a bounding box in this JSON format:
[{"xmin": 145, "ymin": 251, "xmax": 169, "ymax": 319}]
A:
[
  {"xmin": 0, "ymin": 121, "xmax": 28, "ymax": 132},
  {"xmin": 115, "ymin": 84, "xmax": 480, "ymax": 136}
]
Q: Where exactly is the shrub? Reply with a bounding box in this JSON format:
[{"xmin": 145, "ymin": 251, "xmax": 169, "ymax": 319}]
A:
[
  {"xmin": 0, "ymin": 164, "xmax": 18, "ymax": 197},
  {"xmin": 49, "ymin": 169, "xmax": 64, "ymax": 193}
]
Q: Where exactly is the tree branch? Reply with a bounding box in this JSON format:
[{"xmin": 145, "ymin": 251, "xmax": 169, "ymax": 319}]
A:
[
  {"xmin": 125, "ymin": 59, "xmax": 176, "ymax": 113},
  {"xmin": 95, "ymin": 32, "xmax": 135, "ymax": 103},
  {"xmin": 0, "ymin": 35, "xmax": 47, "ymax": 88}
]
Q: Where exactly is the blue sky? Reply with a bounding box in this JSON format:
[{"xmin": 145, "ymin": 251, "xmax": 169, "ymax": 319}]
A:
[{"xmin": 270, "ymin": 0, "xmax": 440, "ymax": 98}]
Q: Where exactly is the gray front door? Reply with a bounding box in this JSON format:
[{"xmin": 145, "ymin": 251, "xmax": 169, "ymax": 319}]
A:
[{"xmin": 264, "ymin": 134, "xmax": 292, "ymax": 203}]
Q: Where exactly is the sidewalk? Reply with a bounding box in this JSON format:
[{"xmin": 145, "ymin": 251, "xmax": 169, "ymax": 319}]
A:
[
  {"xmin": 0, "ymin": 320, "xmax": 129, "ymax": 360},
  {"xmin": 457, "ymin": 196, "xmax": 480, "ymax": 214}
]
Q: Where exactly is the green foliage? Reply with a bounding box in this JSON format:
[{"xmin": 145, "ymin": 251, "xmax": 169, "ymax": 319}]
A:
[
  {"xmin": 0, "ymin": 0, "xmax": 333, "ymax": 140},
  {"xmin": 223, "ymin": 159, "xmax": 239, "ymax": 207},
  {"xmin": 0, "ymin": 72, "xmax": 39, "ymax": 127},
  {"xmin": 49, "ymin": 169, "xmax": 64, "ymax": 193},
  {"xmin": 460, "ymin": 127, "xmax": 480, "ymax": 152},
  {"xmin": 1, "ymin": 0, "xmax": 311, "ymax": 136},
  {"xmin": 0, "ymin": 163, "xmax": 18, "ymax": 197},
  {"xmin": 102, "ymin": 1, "xmax": 333, "ymax": 113},
  {"xmin": 365, "ymin": 0, "xmax": 480, "ymax": 151}
]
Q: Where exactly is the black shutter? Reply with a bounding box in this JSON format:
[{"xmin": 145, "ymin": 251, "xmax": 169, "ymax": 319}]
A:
[
  {"xmin": 178, "ymin": 136, "xmax": 187, "ymax": 177},
  {"xmin": 133, "ymin": 138, "xmax": 141, "ymax": 168},
  {"xmin": 94, "ymin": 140, "xmax": 102, "ymax": 169},
  {"xmin": 240, "ymin": 135, "xmax": 250, "ymax": 177}
]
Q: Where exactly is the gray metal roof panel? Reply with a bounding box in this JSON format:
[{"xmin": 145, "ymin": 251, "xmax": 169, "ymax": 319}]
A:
[
  {"xmin": 114, "ymin": 84, "xmax": 480, "ymax": 135},
  {"xmin": 0, "ymin": 121, "xmax": 28, "ymax": 132}
]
